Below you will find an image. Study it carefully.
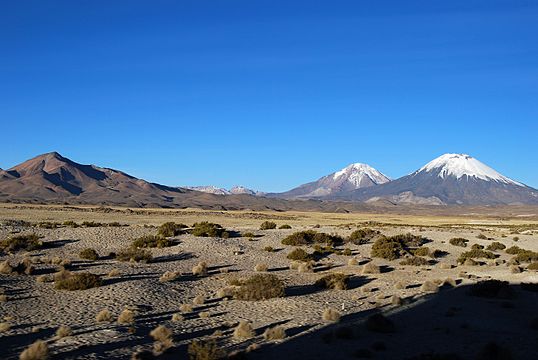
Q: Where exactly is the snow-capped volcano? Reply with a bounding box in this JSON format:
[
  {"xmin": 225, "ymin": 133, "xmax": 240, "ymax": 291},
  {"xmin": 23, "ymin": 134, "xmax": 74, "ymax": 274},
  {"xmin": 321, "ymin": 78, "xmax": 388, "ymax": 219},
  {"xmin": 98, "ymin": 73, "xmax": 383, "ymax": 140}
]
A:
[
  {"xmin": 338, "ymin": 153, "xmax": 538, "ymax": 205},
  {"xmin": 417, "ymin": 154, "xmax": 523, "ymax": 186},
  {"xmin": 184, "ymin": 185, "xmax": 264, "ymax": 196},
  {"xmin": 270, "ymin": 163, "xmax": 390, "ymax": 199}
]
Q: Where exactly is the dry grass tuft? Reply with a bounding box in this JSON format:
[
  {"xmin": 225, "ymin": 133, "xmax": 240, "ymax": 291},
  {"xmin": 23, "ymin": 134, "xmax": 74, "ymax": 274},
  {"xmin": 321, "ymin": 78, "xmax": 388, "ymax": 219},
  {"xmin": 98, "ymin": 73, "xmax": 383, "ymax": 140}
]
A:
[
  {"xmin": 0, "ymin": 322, "xmax": 10, "ymax": 332},
  {"xmin": 150, "ymin": 325, "xmax": 173, "ymax": 354},
  {"xmin": 254, "ymin": 263, "xmax": 268, "ymax": 272},
  {"xmin": 159, "ymin": 271, "xmax": 179, "ymax": 282},
  {"xmin": 263, "ymin": 325, "xmax": 286, "ymax": 341},
  {"xmin": 179, "ymin": 304, "xmax": 193, "ymax": 313},
  {"xmin": 315, "ymin": 273, "xmax": 349, "ymax": 290},
  {"xmin": 198, "ymin": 311, "xmax": 210, "ymax": 319},
  {"xmin": 347, "ymin": 258, "xmax": 359, "ymax": 266},
  {"xmin": 172, "ymin": 313, "xmax": 184, "ymax": 322},
  {"xmin": 193, "ymin": 295, "xmax": 205, "ymax": 305},
  {"xmin": 322, "ymin": 307, "xmax": 341, "ymax": 322},
  {"xmin": 233, "ymin": 320, "xmax": 255, "ymax": 339},
  {"xmin": 391, "ymin": 295, "xmax": 402, "ymax": 306},
  {"xmin": 298, "ymin": 261, "xmax": 314, "ymax": 273},
  {"xmin": 394, "ymin": 281, "xmax": 406, "ymax": 290},
  {"xmin": 192, "ymin": 262, "xmax": 208, "ymax": 276},
  {"xmin": 421, "ymin": 280, "xmax": 439, "ymax": 293},
  {"xmin": 117, "ymin": 308, "xmax": 135, "ymax": 324},
  {"xmin": 361, "ymin": 262, "xmax": 380, "ymax": 274},
  {"xmin": 107, "ymin": 268, "xmax": 121, "ymax": 277},
  {"xmin": 19, "ymin": 340, "xmax": 49, "ymax": 360},
  {"xmin": 96, "ymin": 309, "xmax": 114, "ymax": 323},
  {"xmin": 55, "ymin": 325, "xmax": 72, "ymax": 339},
  {"xmin": 55, "ymin": 272, "xmax": 101, "ymax": 291},
  {"xmin": 188, "ymin": 338, "xmax": 224, "ymax": 360},
  {"xmin": 233, "ymin": 274, "xmax": 285, "ymax": 301}
]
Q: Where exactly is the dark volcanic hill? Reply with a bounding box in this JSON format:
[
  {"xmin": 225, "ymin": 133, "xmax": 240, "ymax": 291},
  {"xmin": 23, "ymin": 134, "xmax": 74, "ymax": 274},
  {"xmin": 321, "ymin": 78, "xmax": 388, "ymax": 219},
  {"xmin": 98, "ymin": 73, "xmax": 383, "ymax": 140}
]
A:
[{"xmin": 334, "ymin": 154, "xmax": 538, "ymax": 205}]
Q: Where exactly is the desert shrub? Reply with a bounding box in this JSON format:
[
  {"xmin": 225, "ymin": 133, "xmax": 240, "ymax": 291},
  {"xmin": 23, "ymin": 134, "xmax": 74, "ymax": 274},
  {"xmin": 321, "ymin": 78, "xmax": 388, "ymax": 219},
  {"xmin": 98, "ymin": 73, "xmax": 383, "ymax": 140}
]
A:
[
  {"xmin": 117, "ymin": 308, "xmax": 135, "ymax": 324},
  {"xmin": 79, "ymin": 248, "xmax": 99, "ymax": 260},
  {"xmin": 348, "ymin": 258, "xmax": 359, "ymax": 266},
  {"xmin": 371, "ymin": 233, "xmax": 430, "ymax": 260},
  {"xmin": 362, "ymin": 262, "xmax": 380, "ymax": 274},
  {"xmin": 400, "ymin": 257, "xmax": 431, "ymax": 266},
  {"xmin": 242, "ymin": 232, "xmax": 255, "ymax": 239},
  {"xmin": 513, "ymin": 250, "xmax": 538, "ymax": 263},
  {"xmin": 391, "ymin": 295, "xmax": 402, "ymax": 306},
  {"xmin": 55, "ymin": 272, "xmax": 101, "ymax": 290},
  {"xmin": 0, "ymin": 322, "xmax": 10, "ymax": 332},
  {"xmin": 449, "ymin": 238, "xmax": 468, "ymax": 247},
  {"xmin": 193, "ymin": 295, "xmax": 205, "ymax": 305},
  {"xmin": 263, "ymin": 246, "xmax": 274, "ymax": 252},
  {"xmin": 190, "ymin": 222, "xmax": 228, "ymax": 238},
  {"xmin": 233, "ymin": 320, "xmax": 254, "ymax": 339},
  {"xmin": 322, "ymin": 307, "xmax": 341, "ymax": 322},
  {"xmin": 287, "ymin": 248, "xmax": 313, "ymax": 261},
  {"xmin": 55, "ymin": 325, "xmax": 72, "ymax": 338},
  {"xmin": 469, "ymin": 280, "xmax": 513, "ymax": 298},
  {"xmin": 116, "ymin": 248, "xmax": 152, "ymax": 262},
  {"xmin": 150, "ymin": 325, "xmax": 173, "ymax": 353},
  {"xmin": 19, "ymin": 340, "xmax": 49, "ymax": 360},
  {"xmin": 486, "ymin": 242, "xmax": 506, "ymax": 251},
  {"xmin": 279, "ymin": 224, "xmax": 292, "ymax": 229},
  {"xmin": 254, "ymin": 263, "xmax": 268, "ymax": 272},
  {"xmin": 412, "ymin": 247, "xmax": 430, "ymax": 257},
  {"xmin": 421, "ymin": 280, "xmax": 439, "ymax": 293},
  {"xmin": 315, "ymin": 273, "xmax": 349, "ymax": 290},
  {"xmin": 82, "ymin": 221, "xmax": 103, "ymax": 227},
  {"xmin": 159, "ymin": 271, "xmax": 179, "ymax": 282},
  {"xmin": 188, "ymin": 338, "xmax": 224, "ymax": 360},
  {"xmin": 192, "ymin": 261, "xmax": 208, "ymax": 276},
  {"xmin": 342, "ymin": 248, "xmax": 352, "ymax": 256},
  {"xmin": 132, "ymin": 235, "xmax": 173, "ymax": 248},
  {"xmin": 457, "ymin": 249, "xmax": 496, "ymax": 264},
  {"xmin": 260, "ymin": 221, "xmax": 277, "ymax": 230},
  {"xmin": 179, "ymin": 304, "xmax": 193, "ymax": 313},
  {"xmin": 172, "ymin": 313, "xmax": 184, "ymax": 322},
  {"xmin": 476, "ymin": 233, "xmax": 488, "ymax": 240},
  {"xmin": 506, "ymin": 245, "xmax": 524, "ymax": 255},
  {"xmin": 281, "ymin": 230, "xmax": 344, "ymax": 246},
  {"xmin": 263, "ymin": 325, "xmax": 286, "ymax": 341},
  {"xmin": 96, "ymin": 309, "xmax": 114, "ymax": 322},
  {"xmin": 527, "ymin": 262, "xmax": 538, "ymax": 270},
  {"xmin": 234, "ymin": 274, "xmax": 285, "ymax": 301},
  {"xmin": 37, "ymin": 221, "xmax": 59, "ymax": 229},
  {"xmin": 297, "ymin": 261, "xmax": 314, "ymax": 273},
  {"xmin": 157, "ymin": 222, "xmax": 187, "ymax": 237},
  {"xmin": 0, "ymin": 234, "xmax": 43, "ymax": 253},
  {"xmin": 366, "ymin": 313, "xmax": 395, "ymax": 333},
  {"xmin": 471, "ymin": 244, "xmax": 484, "ymax": 250},
  {"xmin": 513, "ymin": 236, "xmax": 520, "ymax": 241},
  {"xmin": 347, "ymin": 228, "xmax": 380, "ymax": 245}
]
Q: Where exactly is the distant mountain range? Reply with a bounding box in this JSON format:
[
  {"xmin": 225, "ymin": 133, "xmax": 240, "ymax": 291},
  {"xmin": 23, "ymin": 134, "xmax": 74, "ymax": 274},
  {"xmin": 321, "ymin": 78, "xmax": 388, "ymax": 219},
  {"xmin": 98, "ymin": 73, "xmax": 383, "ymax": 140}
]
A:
[{"xmin": 1, "ymin": 152, "xmax": 537, "ymax": 208}]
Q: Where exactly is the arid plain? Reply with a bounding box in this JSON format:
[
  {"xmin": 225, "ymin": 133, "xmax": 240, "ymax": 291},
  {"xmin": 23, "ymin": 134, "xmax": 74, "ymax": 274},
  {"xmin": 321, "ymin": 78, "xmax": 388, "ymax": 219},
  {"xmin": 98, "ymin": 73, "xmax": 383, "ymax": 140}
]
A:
[{"xmin": 1, "ymin": 204, "xmax": 538, "ymax": 359}]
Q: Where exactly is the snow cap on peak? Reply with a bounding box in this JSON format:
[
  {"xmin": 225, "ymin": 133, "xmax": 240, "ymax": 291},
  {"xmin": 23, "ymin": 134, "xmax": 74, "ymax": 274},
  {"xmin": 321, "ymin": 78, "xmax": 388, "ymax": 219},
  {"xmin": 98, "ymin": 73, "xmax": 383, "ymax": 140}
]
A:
[
  {"xmin": 333, "ymin": 162, "xmax": 390, "ymax": 186},
  {"xmin": 418, "ymin": 153, "xmax": 523, "ymax": 186}
]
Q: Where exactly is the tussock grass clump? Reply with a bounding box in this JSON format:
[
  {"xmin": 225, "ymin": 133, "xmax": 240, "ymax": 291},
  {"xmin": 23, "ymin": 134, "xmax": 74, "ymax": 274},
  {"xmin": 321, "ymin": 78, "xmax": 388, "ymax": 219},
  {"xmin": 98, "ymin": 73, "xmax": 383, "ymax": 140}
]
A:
[
  {"xmin": 55, "ymin": 325, "xmax": 72, "ymax": 339},
  {"xmin": 172, "ymin": 313, "xmax": 184, "ymax": 322},
  {"xmin": 79, "ymin": 248, "xmax": 99, "ymax": 261},
  {"xmin": 55, "ymin": 272, "xmax": 101, "ymax": 290},
  {"xmin": 0, "ymin": 260, "xmax": 13, "ymax": 274},
  {"xmin": 400, "ymin": 257, "xmax": 431, "ymax": 266},
  {"xmin": 179, "ymin": 304, "xmax": 193, "ymax": 313},
  {"xmin": 96, "ymin": 309, "xmax": 114, "ymax": 322},
  {"xmin": 193, "ymin": 295, "xmax": 205, "ymax": 305},
  {"xmin": 107, "ymin": 268, "xmax": 121, "ymax": 277},
  {"xmin": 263, "ymin": 246, "xmax": 274, "ymax": 252},
  {"xmin": 342, "ymin": 248, "xmax": 352, "ymax": 256},
  {"xmin": 190, "ymin": 222, "xmax": 229, "ymax": 238},
  {"xmin": 254, "ymin": 263, "xmax": 268, "ymax": 272},
  {"xmin": 19, "ymin": 340, "xmax": 49, "ymax": 360},
  {"xmin": 347, "ymin": 228, "xmax": 381, "ymax": 245},
  {"xmin": 322, "ymin": 308, "xmax": 341, "ymax": 322},
  {"xmin": 216, "ymin": 286, "xmax": 236, "ymax": 298},
  {"xmin": 420, "ymin": 280, "xmax": 439, "ymax": 293},
  {"xmin": 348, "ymin": 258, "xmax": 359, "ymax": 266},
  {"xmin": 260, "ymin": 221, "xmax": 277, "ymax": 230},
  {"xmin": 263, "ymin": 325, "xmax": 286, "ymax": 341},
  {"xmin": 286, "ymin": 248, "xmax": 312, "ymax": 261},
  {"xmin": 449, "ymin": 238, "xmax": 468, "ymax": 247},
  {"xmin": 315, "ymin": 273, "xmax": 349, "ymax": 290},
  {"xmin": 198, "ymin": 311, "xmax": 210, "ymax": 319},
  {"xmin": 117, "ymin": 308, "xmax": 135, "ymax": 324},
  {"xmin": 132, "ymin": 235, "xmax": 173, "ymax": 249},
  {"xmin": 457, "ymin": 249, "xmax": 496, "ymax": 264},
  {"xmin": 242, "ymin": 232, "xmax": 255, "ymax": 238},
  {"xmin": 412, "ymin": 247, "xmax": 430, "ymax": 257},
  {"xmin": 234, "ymin": 274, "xmax": 285, "ymax": 301},
  {"xmin": 298, "ymin": 261, "xmax": 314, "ymax": 273},
  {"xmin": 279, "ymin": 224, "xmax": 292, "ymax": 229},
  {"xmin": 63, "ymin": 220, "xmax": 79, "ymax": 227},
  {"xmin": 0, "ymin": 233, "xmax": 43, "ymax": 253},
  {"xmin": 486, "ymin": 242, "xmax": 506, "ymax": 251},
  {"xmin": 157, "ymin": 222, "xmax": 187, "ymax": 237},
  {"xmin": 514, "ymin": 250, "xmax": 538, "ymax": 263},
  {"xmin": 233, "ymin": 320, "xmax": 254, "ymax": 339},
  {"xmin": 506, "ymin": 245, "xmax": 524, "ymax": 255},
  {"xmin": 0, "ymin": 322, "xmax": 11, "ymax": 332},
  {"xmin": 476, "ymin": 233, "xmax": 488, "ymax": 240},
  {"xmin": 366, "ymin": 313, "xmax": 395, "ymax": 333},
  {"xmin": 391, "ymin": 295, "xmax": 402, "ymax": 306},
  {"xmin": 371, "ymin": 233, "xmax": 429, "ymax": 260},
  {"xmin": 150, "ymin": 325, "xmax": 173, "ymax": 353},
  {"xmin": 192, "ymin": 261, "xmax": 208, "ymax": 276},
  {"xmin": 116, "ymin": 248, "xmax": 152, "ymax": 263},
  {"xmin": 281, "ymin": 230, "xmax": 344, "ymax": 246},
  {"xmin": 527, "ymin": 262, "xmax": 538, "ymax": 270},
  {"xmin": 159, "ymin": 271, "xmax": 179, "ymax": 282},
  {"xmin": 361, "ymin": 262, "xmax": 380, "ymax": 274},
  {"xmin": 188, "ymin": 338, "xmax": 224, "ymax": 360}
]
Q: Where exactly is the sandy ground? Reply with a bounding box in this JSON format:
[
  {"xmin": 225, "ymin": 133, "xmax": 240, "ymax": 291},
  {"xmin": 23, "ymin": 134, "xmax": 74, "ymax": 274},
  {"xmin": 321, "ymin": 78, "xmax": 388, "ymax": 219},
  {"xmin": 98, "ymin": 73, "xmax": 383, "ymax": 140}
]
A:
[{"xmin": 1, "ymin": 205, "xmax": 538, "ymax": 359}]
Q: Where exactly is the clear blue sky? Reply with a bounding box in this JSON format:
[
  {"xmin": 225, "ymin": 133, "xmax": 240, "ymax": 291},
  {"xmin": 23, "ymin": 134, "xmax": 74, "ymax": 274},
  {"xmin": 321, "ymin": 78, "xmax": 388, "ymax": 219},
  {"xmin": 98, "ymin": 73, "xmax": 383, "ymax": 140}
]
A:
[{"xmin": 1, "ymin": 1, "xmax": 537, "ymax": 191}]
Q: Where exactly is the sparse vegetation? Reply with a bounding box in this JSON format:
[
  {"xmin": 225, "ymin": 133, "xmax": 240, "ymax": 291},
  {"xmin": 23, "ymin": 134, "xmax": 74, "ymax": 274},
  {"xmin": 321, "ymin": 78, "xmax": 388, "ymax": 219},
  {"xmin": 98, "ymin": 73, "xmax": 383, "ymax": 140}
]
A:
[
  {"xmin": 79, "ymin": 248, "xmax": 99, "ymax": 260},
  {"xmin": 233, "ymin": 320, "xmax": 254, "ymax": 339},
  {"xmin": 469, "ymin": 280, "xmax": 513, "ymax": 299},
  {"xmin": 400, "ymin": 256, "xmax": 431, "ymax": 266},
  {"xmin": 19, "ymin": 340, "xmax": 49, "ymax": 360},
  {"xmin": 263, "ymin": 325, "xmax": 286, "ymax": 341},
  {"xmin": 279, "ymin": 224, "xmax": 292, "ymax": 229},
  {"xmin": 233, "ymin": 274, "xmax": 285, "ymax": 301},
  {"xmin": 457, "ymin": 249, "xmax": 496, "ymax": 264},
  {"xmin": 315, "ymin": 273, "xmax": 349, "ymax": 290},
  {"xmin": 132, "ymin": 235, "xmax": 173, "ymax": 248},
  {"xmin": 347, "ymin": 228, "xmax": 380, "ymax": 245},
  {"xmin": 263, "ymin": 246, "xmax": 274, "ymax": 252},
  {"xmin": 116, "ymin": 247, "xmax": 152, "ymax": 262},
  {"xmin": 117, "ymin": 308, "xmax": 135, "ymax": 324},
  {"xmin": 0, "ymin": 233, "xmax": 43, "ymax": 253},
  {"xmin": 55, "ymin": 272, "xmax": 102, "ymax": 290},
  {"xmin": 188, "ymin": 338, "xmax": 224, "ymax": 360},
  {"xmin": 96, "ymin": 309, "xmax": 114, "ymax": 322},
  {"xmin": 486, "ymin": 242, "xmax": 506, "ymax": 251},
  {"xmin": 362, "ymin": 262, "xmax": 380, "ymax": 274},
  {"xmin": 449, "ymin": 238, "xmax": 469, "ymax": 247},
  {"xmin": 192, "ymin": 261, "xmax": 208, "ymax": 276},
  {"xmin": 55, "ymin": 325, "xmax": 73, "ymax": 338},
  {"xmin": 157, "ymin": 222, "xmax": 187, "ymax": 237},
  {"xmin": 260, "ymin": 221, "xmax": 277, "ymax": 230},
  {"xmin": 286, "ymin": 248, "xmax": 313, "ymax": 261},
  {"xmin": 281, "ymin": 230, "xmax": 344, "ymax": 246},
  {"xmin": 322, "ymin": 307, "xmax": 341, "ymax": 322},
  {"xmin": 190, "ymin": 222, "xmax": 229, "ymax": 238}
]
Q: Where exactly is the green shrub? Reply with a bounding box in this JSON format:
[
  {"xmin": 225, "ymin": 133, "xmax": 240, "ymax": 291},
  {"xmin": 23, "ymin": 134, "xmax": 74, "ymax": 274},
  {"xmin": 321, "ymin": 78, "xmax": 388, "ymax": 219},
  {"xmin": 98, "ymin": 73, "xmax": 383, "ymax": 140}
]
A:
[
  {"xmin": 0, "ymin": 234, "xmax": 43, "ymax": 253},
  {"xmin": 342, "ymin": 248, "xmax": 352, "ymax": 256},
  {"xmin": 347, "ymin": 228, "xmax": 380, "ymax": 245},
  {"xmin": 486, "ymin": 242, "xmax": 506, "ymax": 251},
  {"xmin": 315, "ymin": 273, "xmax": 349, "ymax": 290},
  {"xmin": 527, "ymin": 262, "xmax": 538, "ymax": 270},
  {"xmin": 279, "ymin": 224, "xmax": 292, "ymax": 229},
  {"xmin": 471, "ymin": 244, "xmax": 484, "ymax": 250},
  {"xmin": 400, "ymin": 257, "xmax": 431, "ymax": 266},
  {"xmin": 457, "ymin": 249, "xmax": 496, "ymax": 264},
  {"xmin": 82, "ymin": 221, "xmax": 103, "ymax": 227},
  {"xmin": 55, "ymin": 272, "xmax": 101, "ymax": 290},
  {"xmin": 514, "ymin": 250, "xmax": 538, "ymax": 263},
  {"xmin": 506, "ymin": 246, "xmax": 525, "ymax": 255},
  {"xmin": 38, "ymin": 221, "xmax": 59, "ymax": 229},
  {"xmin": 116, "ymin": 248, "xmax": 153, "ymax": 262},
  {"xmin": 370, "ymin": 233, "xmax": 428, "ymax": 260},
  {"xmin": 234, "ymin": 274, "xmax": 285, "ymax": 301},
  {"xmin": 132, "ymin": 235, "xmax": 173, "ymax": 248},
  {"xmin": 287, "ymin": 248, "xmax": 313, "ymax": 261},
  {"xmin": 190, "ymin": 222, "xmax": 229, "ymax": 238},
  {"xmin": 260, "ymin": 221, "xmax": 277, "ymax": 230},
  {"xmin": 449, "ymin": 238, "xmax": 468, "ymax": 247},
  {"xmin": 281, "ymin": 230, "xmax": 344, "ymax": 246},
  {"xmin": 264, "ymin": 246, "xmax": 274, "ymax": 252},
  {"xmin": 63, "ymin": 220, "xmax": 79, "ymax": 228},
  {"xmin": 79, "ymin": 248, "xmax": 99, "ymax": 261},
  {"xmin": 476, "ymin": 233, "xmax": 488, "ymax": 240},
  {"xmin": 157, "ymin": 222, "xmax": 187, "ymax": 237},
  {"xmin": 188, "ymin": 338, "xmax": 224, "ymax": 360},
  {"xmin": 412, "ymin": 247, "xmax": 430, "ymax": 257},
  {"xmin": 242, "ymin": 232, "xmax": 255, "ymax": 238}
]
